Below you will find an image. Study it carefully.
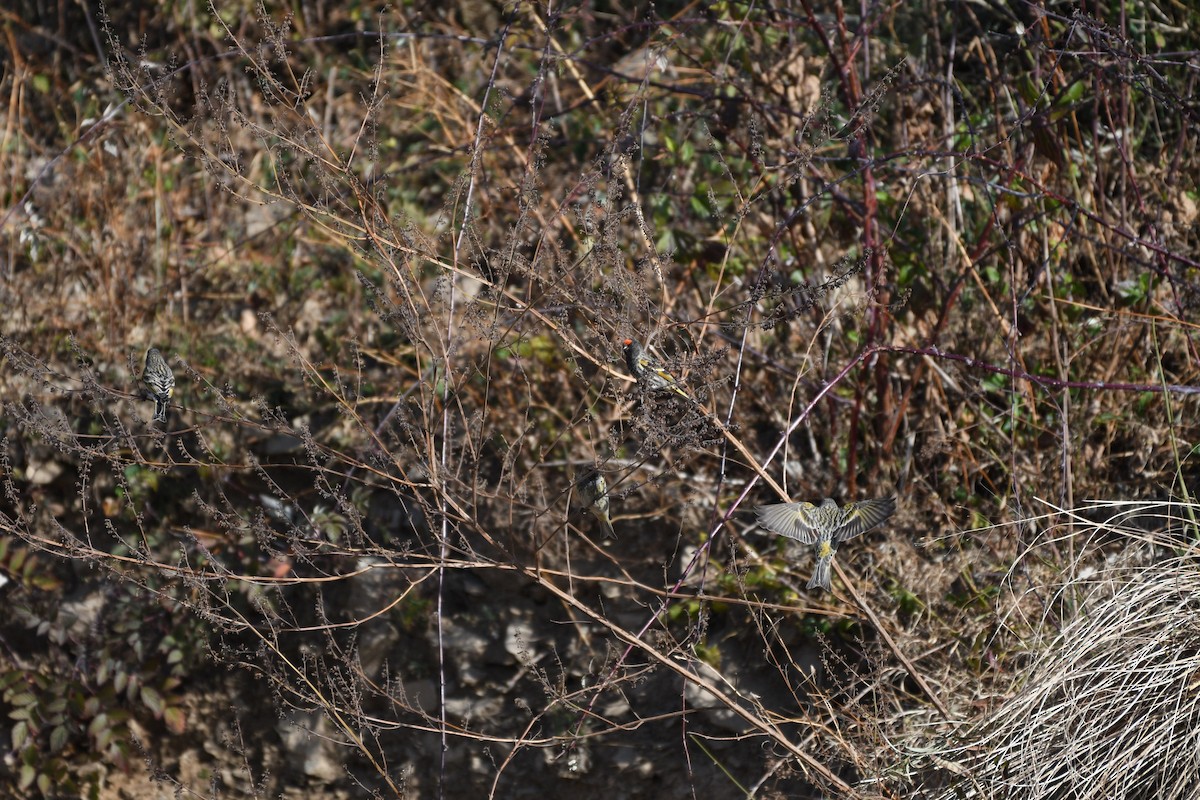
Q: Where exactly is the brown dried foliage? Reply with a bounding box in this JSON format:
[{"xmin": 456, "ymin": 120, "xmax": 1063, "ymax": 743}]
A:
[{"xmin": 1, "ymin": 1, "xmax": 1199, "ymax": 797}]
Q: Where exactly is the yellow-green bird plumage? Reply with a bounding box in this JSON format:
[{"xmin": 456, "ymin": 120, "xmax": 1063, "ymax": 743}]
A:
[
  {"xmin": 622, "ymin": 338, "xmax": 691, "ymax": 400},
  {"xmin": 755, "ymin": 496, "xmax": 896, "ymax": 591},
  {"xmin": 577, "ymin": 470, "xmax": 616, "ymax": 539}
]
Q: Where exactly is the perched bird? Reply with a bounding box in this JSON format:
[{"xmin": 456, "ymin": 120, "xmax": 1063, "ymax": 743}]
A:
[
  {"xmin": 141, "ymin": 347, "xmax": 175, "ymax": 424},
  {"xmin": 576, "ymin": 470, "xmax": 616, "ymax": 539},
  {"xmin": 622, "ymin": 338, "xmax": 690, "ymax": 399},
  {"xmin": 755, "ymin": 496, "xmax": 896, "ymax": 591}
]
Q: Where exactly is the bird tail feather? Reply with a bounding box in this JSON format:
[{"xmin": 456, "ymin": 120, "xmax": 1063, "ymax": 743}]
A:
[{"xmin": 807, "ymin": 556, "xmax": 833, "ymax": 591}]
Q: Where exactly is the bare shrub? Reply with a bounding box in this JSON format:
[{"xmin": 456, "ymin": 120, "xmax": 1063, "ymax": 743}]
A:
[{"xmin": 0, "ymin": 0, "xmax": 1198, "ymax": 797}]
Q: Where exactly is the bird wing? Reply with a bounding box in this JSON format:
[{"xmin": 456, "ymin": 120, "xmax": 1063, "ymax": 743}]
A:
[
  {"xmin": 575, "ymin": 471, "xmax": 602, "ymax": 506},
  {"xmin": 755, "ymin": 502, "xmax": 822, "ymax": 544},
  {"xmin": 834, "ymin": 496, "xmax": 896, "ymax": 542}
]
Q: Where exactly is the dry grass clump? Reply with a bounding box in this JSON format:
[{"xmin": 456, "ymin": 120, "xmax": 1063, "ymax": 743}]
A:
[{"xmin": 927, "ymin": 503, "xmax": 1200, "ymax": 799}]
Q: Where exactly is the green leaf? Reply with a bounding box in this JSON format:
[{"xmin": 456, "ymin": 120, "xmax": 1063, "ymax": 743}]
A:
[
  {"xmin": 163, "ymin": 705, "xmax": 187, "ymax": 734},
  {"xmin": 12, "ymin": 720, "xmax": 28, "ymax": 749},
  {"xmin": 1061, "ymin": 79, "xmax": 1086, "ymax": 105},
  {"xmin": 140, "ymin": 686, "xmax": 164, "ymax": 715},
  {"xmin": 9, "ymin": 692, "xmax": 36, "ymax": 708},
  {"xmin": 49, "ymin": 724, "xmax": 69, "ymax": 753},
  {"xmin": 31, "ymin": 573, "xmax": 62, "ymax": 591},
  {"xmin": 1016, "ymin": 74, "xmax": 1041, "ymax": 106},
  {"xmin": 87, "ymin": 713, "xmax": 108, "ymax": 738}
]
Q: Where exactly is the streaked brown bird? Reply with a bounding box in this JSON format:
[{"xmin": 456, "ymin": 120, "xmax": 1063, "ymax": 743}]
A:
[
  {"xmin": 755, "ymin": 496, "xmax": 896, "ymax": 591},
  {"xmin": 141, "ymin": 347, "xmax": 175, "ymax": 424}
]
